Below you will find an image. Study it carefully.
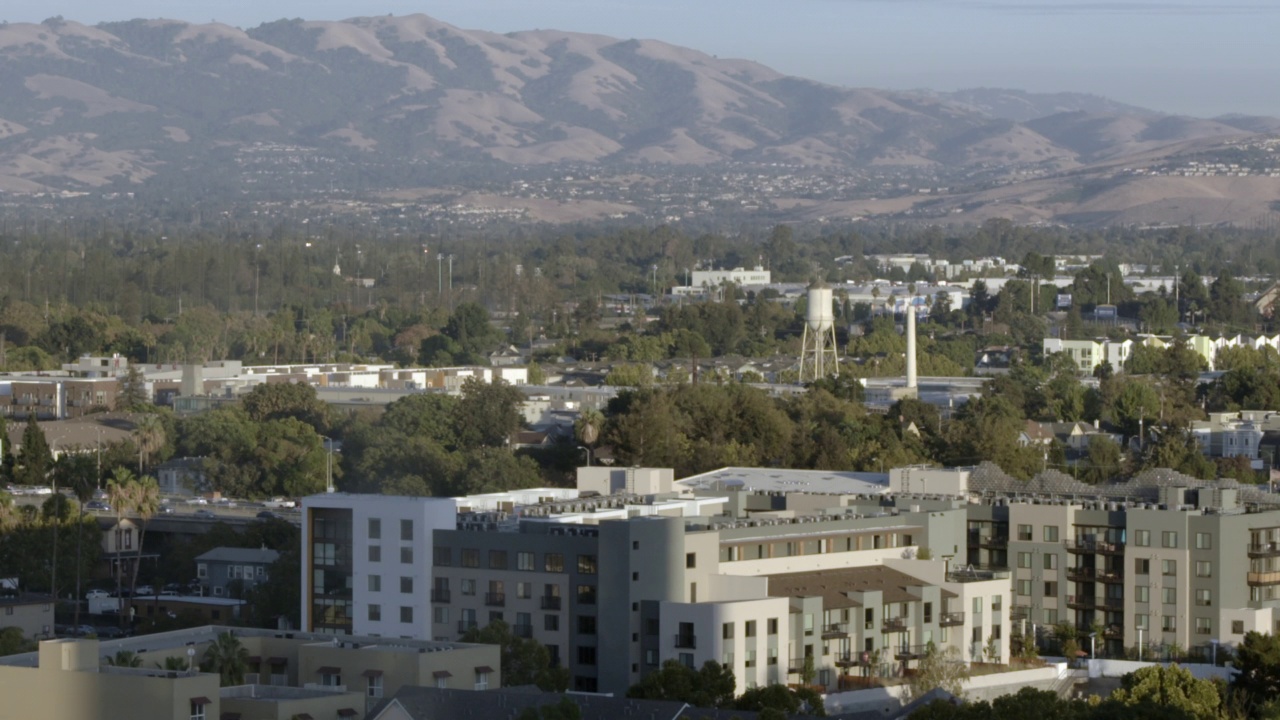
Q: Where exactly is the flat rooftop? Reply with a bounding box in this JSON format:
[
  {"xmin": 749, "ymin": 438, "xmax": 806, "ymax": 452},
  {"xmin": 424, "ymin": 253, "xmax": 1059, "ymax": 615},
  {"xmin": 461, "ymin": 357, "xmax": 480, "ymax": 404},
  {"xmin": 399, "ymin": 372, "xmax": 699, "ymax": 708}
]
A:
[
  {"xmin": 677, "ymin": 467, "xmax": 890, "ymax": 495},
  {"xmin": 767, "ymin": 565, "xmax": 955, "ymax": 607}
]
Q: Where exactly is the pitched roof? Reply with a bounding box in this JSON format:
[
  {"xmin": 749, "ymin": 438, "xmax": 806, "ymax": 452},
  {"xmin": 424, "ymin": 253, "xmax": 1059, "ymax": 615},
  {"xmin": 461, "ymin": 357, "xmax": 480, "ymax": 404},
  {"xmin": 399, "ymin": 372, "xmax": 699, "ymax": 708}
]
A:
[
  {"xmin": 767, "ymin": 564, "xmax": 953, "ymax": 606},
  {"xmin": 194, "ymin": 547, "xmax": 280, "ymax": 564}
]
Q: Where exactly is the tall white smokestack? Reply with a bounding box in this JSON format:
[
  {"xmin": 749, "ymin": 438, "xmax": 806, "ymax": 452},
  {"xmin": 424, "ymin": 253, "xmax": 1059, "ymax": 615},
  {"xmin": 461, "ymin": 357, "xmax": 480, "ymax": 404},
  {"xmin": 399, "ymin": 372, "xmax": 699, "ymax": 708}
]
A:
[{"xmin": 906, "ymin": 301, "xmax": 918, "ymax": 389}]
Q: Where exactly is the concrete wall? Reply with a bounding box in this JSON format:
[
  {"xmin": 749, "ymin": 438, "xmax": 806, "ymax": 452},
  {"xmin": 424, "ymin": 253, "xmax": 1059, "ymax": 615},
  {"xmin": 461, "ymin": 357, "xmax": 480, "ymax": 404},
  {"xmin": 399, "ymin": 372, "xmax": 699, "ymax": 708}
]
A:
[{"xmin": 1086, "ymin": 659, "xmax": 1232, "ymax": 681}]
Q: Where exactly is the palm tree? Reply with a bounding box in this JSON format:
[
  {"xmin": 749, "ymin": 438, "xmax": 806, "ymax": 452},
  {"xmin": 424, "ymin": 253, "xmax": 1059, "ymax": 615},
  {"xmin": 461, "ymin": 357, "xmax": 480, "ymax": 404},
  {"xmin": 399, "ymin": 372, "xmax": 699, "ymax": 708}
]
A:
[
  {"xmin": 55, "ymin": 453, "xmax": 98, "ymax": 631},
  {"xmin": 575, "ymin": 408, "xmax": 604, "ymax": 450},
  {"xmin": 127, "ymin": 475, "xmax": 160, "ymax": 603},
  {"xmin": 104, "ymin": 650, "xmax": 143, "ymax": 667},
  {"xmin": 106, "ymin": 467, "xmax": 136, "ymax": 618},
  {"xmin": 133, "ymin": 414, "xmax": 165, "ymax": 475},
  {"xmin": 157, "ymin": 656, "xmax": 190, "ymax": 671},
  {"xmin": 202, "ymin": 631, "xmax": 250, "ymax": 686}
]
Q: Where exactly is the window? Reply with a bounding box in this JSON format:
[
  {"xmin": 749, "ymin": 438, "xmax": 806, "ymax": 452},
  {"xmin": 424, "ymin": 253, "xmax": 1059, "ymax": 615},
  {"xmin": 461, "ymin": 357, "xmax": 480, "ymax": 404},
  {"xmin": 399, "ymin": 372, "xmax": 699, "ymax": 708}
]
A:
[
  {"xmin": 924, "ymin": 602, "xmax": 933, "ymax": 624},
  {"xmin": 461, "ymin": 579, "xmax": 476, "ymax": 596},
  {"xmin": 723, "ymin": 622, "xmax": 735, "ymax": 640},
  {"xmin": 1162, "ymin": 587, "xmax": 1177, "ymax": 605},
  {"xmin": 545, "ymin": 614, "xmax": 559, "ymax": 631},
  {"xmin": 1017, "ymin": 524, "xmax": 1032, "ymax": 541},
  {"xmin": 545, "ymin": 553, "xmax": 564, "ymax": 572},
  {"xmin": 368, "ymin": 575, "xmax": 381, "ymax": 592},
  {"xmin": 577, "ymin": 555, "xmax": 597, "ymax": 574},
  {"xmin": 745, "ymin": 620, "xmax": 757, "ymax": 637},
  {"xmin": 433, "ymin": 606, "xmax": 449, "ymax": 624},
  {"xmin": 1043, "ymin": 526, "xmax": 1059, "ymax": 542},
  {"xmin": 368, "ymin": 545, "xmax": 381, "ymax": 563},
  {"xmin": 1043, "ymin": 609, "xmax": 1058, "ymax": 625},
  {"xmin": 401, "ymin": 519, "xmax": 413, "ymax": 541},
  {"xmin": 197, "ymin": 564, "xmax": 207, "ymax": 579},
  {"xmin": 400, "ymin": 547, "xmax": 413, "ymax": 564},
  {"xmin": 1135, "ymin": 613, "xmax": 1149, "ymax": 630},
  {"xmin": 321, "ymin": 670, "xmax": 342, "ymax": 687},
  {"xmin": 461, "ymin": 549, "xmax": 479, "ymax": 568},
  {"xmin": 1135, "ymin": 586, "xmax": 1149, "ymax": 603},
  {"xmin": 1044, "ymin": 581, "xmax": 1058, "ymax": 597},
  {"xmin": 1162, "ymin": 559, "xmax": 1176, "ymax": 577},
  {"xmin": 768, "ymin": 647, "xmax": 778, "ymax": 665},
  {"xmin": 1233, "ymin": 620, "xmax": 1245, "ymax": 634},
  {"xmin": 1162, "ymin": 531, "xmax": 1179, "ymax": 549},
  {"xmin": 1017, "ymin": 580, "xmax": 1031, "ymax": 596},
  {"xmin": 768, "ymin": 618, "xmax": 778, "ymax": 635},
  {"xmin": 368, "ymin": 604, "xmax": 381, "ymax": 622},
  {"xmin": 517, "ymin": 582, "xmax": 532, "ymax": 599},
  {"xmin": 1135, "ymin": 558, "xmax": 1150, "ymax": 575},
  {"xmin": 579, "ymin": 616, "xmax": 597, "ymax": 635},
  {"xmin": 400, "ymin": 606, "xmax": 413, "ymax": 623},
  {"xmin": 576, "ymin": 585, "xmax": 596, "ymax": 604},
  {"xmin": 434, "ymin": 547, "xmax": 452, "ymax": 566},
  {"xmin": 577, "ymin": 646, "xmax": 597, "ymax": 666},
  {"xmin": 368, "ymin": 518, "xmax": 381, "ymax": 539},
  {"xmin": 686, "ymin": 553, "xmax": 697, "ymax": 568},
  {"xmin": 1196, "ymin": 589, "xmax": 1212, "ymax": 607},
  {"xmin": 401, "ymin": 577, "xmax": 413, "ymax": 594},
  {"xmin": 1018, "ymin": 552, "xmax": 1032, "ymax": 569},
  {"xmin": 1196, "ymin": 617, "xmax": 1212, "ymax": 635},
  {"xmin": 490, "ymin": 551, "xmax": 508, "ymax": 570},
  {"xmin": 745, "ymin": 650, "xmax": 757, "ymax": 668},
  {"xmin": 190, "ymin": 700, "xmax": 208, "ymax": 720},
  {"xmin": 1135, "ymin": 530, "xmax": 1150, "ymax": 547},
  {"xmin": 1043, "ymin": 553, "xmax": 1057, "ymax": 570},
  {"xmin": 367, "ymin": 674, "xmax": 383, "ymax": 698},
  {"xmin": 1195, "ymin": 533, "xmax": 1212, "ymax": 550},
  {"xmin": 517, "ymin": 552, "xmax": 535, "ymax": 571},
  {"xmin": 1162, "ymin": 616, "xmax": 1177, "ymax": 632},
  {"xmin": 475, "ymin": 669, "xmax": 490, "ymax": 691},
  {"xmin": 1196, "ymin": 561, "xmax": 1212, "ymax": 578}
]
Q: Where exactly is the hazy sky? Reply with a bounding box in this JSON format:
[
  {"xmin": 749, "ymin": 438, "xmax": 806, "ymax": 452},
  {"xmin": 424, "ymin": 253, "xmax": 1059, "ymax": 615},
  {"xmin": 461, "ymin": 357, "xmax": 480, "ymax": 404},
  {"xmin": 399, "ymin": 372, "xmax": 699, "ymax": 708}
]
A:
[{"xmin": 7, "ymin": 0, "xmax": 1279, "ymax": 117}]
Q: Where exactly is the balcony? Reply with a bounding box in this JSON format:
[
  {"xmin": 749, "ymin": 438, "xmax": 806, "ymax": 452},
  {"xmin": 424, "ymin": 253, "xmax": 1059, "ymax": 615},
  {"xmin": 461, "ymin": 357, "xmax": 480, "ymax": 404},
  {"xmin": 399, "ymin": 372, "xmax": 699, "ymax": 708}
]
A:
[
  {"xmin": 821, "ymin": 623, "xmax": 848, "ymax": 639},
  {"xmin": 1066, "ymin": 595, "xmax": 1124, "ymax": 611},
  {"xmin": 939, "ymin": 611, "xmax": 965, "ymax": 627},
  {"xmin": 430, "ymin": 589, "xmax": 451, "ymax": 603},
  {"xmin": 457, "ymin": 620, "xmax": 478, "ymax": 634},
  {"xmin": 1066, "ymin": 567, "xmax": 1124, "ymax": 583},
  {"xmin": 540, "ymin": 595, "xmax": 562, "ymax": 610},
  {"xmin": 895, "ymin": 644, "xmax": 929, "ymax": 660},
  {"xmin": 485, "ymin": 592, "xmax": 506, "ymax": 607},
  {"xmin": 674, "ymin": 634, "xmax": 697, "ymax": 649},
  {"xmin": 1065, "ymin": 539, "xmax": 1125, "ymax": 555},
  {"xmin": 834, "ymin": 653, "xmax": 860, "ymax": 668},
  {"xmin": 1248, "ymin": 571, "xmax": 1280, "ymax": 586},
  {"xmin": 1249, "ymin": 542, "xmax": 1280, "ymax": 558},
  {"xmin": 513, "ymin": 624, "xmax": 533, "ymax": 639},
  {"xmin": 883, "ymin": 617, "xmax": 908, "ymax": 633},
  {"xmin": 788, "ymin": 657, "xmax": 813, "ymax": 674},
  {"xmin": 1104, "ymin": 624, "xmax": 1124, "ymax": 639}
]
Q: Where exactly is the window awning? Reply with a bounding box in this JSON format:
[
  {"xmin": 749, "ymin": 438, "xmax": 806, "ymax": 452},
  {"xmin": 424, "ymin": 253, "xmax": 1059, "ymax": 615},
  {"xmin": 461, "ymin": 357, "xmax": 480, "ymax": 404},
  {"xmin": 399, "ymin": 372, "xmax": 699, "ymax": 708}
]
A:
[
  {"xmin": 432, "ymin": 670, "xmax": 452, "ymax": 679},
  {"xmin": 338, "ymin": 710, "xmax": 359, "ymax": 717},
  {"xmin": 268, "ymin": 657, "xmax": 288, "ymax": 665},
  {"xmin": 474, "ymin": 666, "xmax": 494, "ymax": 674},
  {"xmin": 189, "ymin": 697, "xmax": 212, "ymax": 706},
  {"xmin": 361, "ymin": 669, "xmax": 384, "ymax": 678}
]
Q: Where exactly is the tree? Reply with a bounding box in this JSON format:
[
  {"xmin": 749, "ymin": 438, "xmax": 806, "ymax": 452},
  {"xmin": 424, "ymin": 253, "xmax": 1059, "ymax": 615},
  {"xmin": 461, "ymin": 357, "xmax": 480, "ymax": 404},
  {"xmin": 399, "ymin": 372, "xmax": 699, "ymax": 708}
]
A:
[
  {"xmin": 735, "ymin": 684, "xmax": 826, "ymax": 717},
  {"xmin": 15, "ymin": 415, "xmax": 53, "ymax": 486},
  {"xmin": 1233, "ymin": 631, "xmax": 1280, "ymax": 712},
  {"xmin": 104, "ymin": 650, "xmax": 144, "ymax": 667},
  {"xmin": 516, "ymin": 697, "xmax": 583, "ymax": 720},
  {"xmin": 133, "ymin": 414, "xmax": 166, "ymax": 475},
  {"xmin": 905, "ymin": 644, "xmax": 969, "ymax": 703},
  {"xmin": 202, "ymin": 631, "xmax": 251, "ymax": 686},
  {"xmin": 55, "ymin": 452, "xmax": 98, "ymax": 630},
  {"xmin": 116, "ymin": 366, "xmax": 150, "ymax": 411},
  {"xmin": 106, "ymin": 467, "xmax": 136, "ymax": 609},
  {"xmin": 0, "ymin": 627, "xmax": 36, "ymax": 655},
  {"xmin": 460, "ymin": 620, "xmax": 569, "ymax": 691},
  {"xmin": 127, "ymin": 475, "xmax": 160, "ymax": 601},
  {"xmin": 240, "ymin": 382, "xmax": 331, "ymax": 431},
  {"xmin": 1108, "ymin": 664, "xmax": 1221, "ymax": 720},
  {"xmin": 454, "ymin": 378, "xmax": 525, "ymax": 449},
  {"xmin": 627, "ymin": 659, "xmax": 736, "ymax": 708}
]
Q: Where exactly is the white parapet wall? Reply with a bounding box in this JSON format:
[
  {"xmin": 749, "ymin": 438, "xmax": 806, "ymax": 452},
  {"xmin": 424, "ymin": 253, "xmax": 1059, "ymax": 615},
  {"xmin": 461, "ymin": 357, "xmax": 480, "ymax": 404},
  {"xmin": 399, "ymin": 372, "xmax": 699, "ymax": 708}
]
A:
[{"xmin": 1086, "ymin": 659, "xmax": 1234, "ymax": 681}]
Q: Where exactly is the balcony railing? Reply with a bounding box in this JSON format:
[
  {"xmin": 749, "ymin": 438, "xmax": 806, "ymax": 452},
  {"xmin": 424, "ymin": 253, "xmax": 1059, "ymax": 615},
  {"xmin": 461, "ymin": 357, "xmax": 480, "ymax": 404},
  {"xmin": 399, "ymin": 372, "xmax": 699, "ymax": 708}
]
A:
[
  {"xmin": 430, "ymin": 589, "xmax": 451, "ymax": 603},
  {"xmin": 883, "ymin": 617, "xmax": 908, "ymax": 633},
  {"xmin": 895, "ymin": 644, "xmax": 929, "ymax": 660},
  {"xmin": 540, "ymin": 595, "xmax": 562, "ymax": 610},
  {"xmin": 821, "ymin": 623, "xmax": 848, "ymax": 639},
  {"xmin": 1249, "ymin": 542, "xmax": 1280, "ymax": 558},
  {"xmin": 939, "ymin": 611, "xmax": 965, "ymax": 627},
  {"xmin": 1104, "ymin": 624, "xmax": 1124, "ymax": 639},
  {"xmin": 674, "ymin": 634, "xmax": 697, "ymax": 649},
  {"xmin": 1066, "ymin": 595, "xmax": 1124, "ymax": 611},
  {"xmin": 1248, "ymin": 571, "xmax": 1280, "ymax": 586},
  {"xmin": 1066, "ymin": 567, "xmax": 1124, "ymax": 583},
  {"xmin": 788, "ymin": 657, "xmax": 813, "ymax": 673},
  {"xmin": 485, "ymin": 592, "xmax": 506, "ymax": 607},
  {"xmin": 1065, "ymin": 539, "xmax": 1125, "ymax": 555},
  {"xmin": 834, "ymin": 653, "xmax": 860, "ymax": 668}
]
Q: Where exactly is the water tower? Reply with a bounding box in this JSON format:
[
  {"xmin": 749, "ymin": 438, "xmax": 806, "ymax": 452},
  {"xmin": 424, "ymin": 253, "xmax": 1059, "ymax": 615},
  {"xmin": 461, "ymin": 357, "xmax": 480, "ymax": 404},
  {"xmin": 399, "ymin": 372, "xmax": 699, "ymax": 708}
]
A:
[{"xmin": 799, "ymin": 281, "xmax": 839, "ymax": 382}]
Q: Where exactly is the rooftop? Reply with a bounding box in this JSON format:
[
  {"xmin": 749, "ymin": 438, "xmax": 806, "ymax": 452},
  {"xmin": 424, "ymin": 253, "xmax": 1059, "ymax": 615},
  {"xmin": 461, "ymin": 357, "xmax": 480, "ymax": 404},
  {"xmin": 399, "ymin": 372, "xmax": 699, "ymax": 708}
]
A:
[
  {"xmin": 677, "ymin": 467, "xmax": 891, "ymax": 495},
  {"xmin": 194, "ymin": 547, "xmax": 280, "ymax": 565},
  {"xmin": 767, "ymin": 565, "xmax": 954, "ymax": 606}
]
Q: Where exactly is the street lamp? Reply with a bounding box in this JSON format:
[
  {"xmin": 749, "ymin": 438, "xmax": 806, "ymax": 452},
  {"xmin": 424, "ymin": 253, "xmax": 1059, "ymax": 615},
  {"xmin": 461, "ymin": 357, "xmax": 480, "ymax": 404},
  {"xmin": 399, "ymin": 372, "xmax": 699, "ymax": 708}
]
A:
[
  {"xmin": 577, "ymin": 446, "xmax": 592, "ymax": 467},
  {"xmin": 187, "ymin": 646, "xmax": 196, "ymax": 673},
  {"xmin": 437, "ymin": 253, "xmax": 444, "ymax": 298}
]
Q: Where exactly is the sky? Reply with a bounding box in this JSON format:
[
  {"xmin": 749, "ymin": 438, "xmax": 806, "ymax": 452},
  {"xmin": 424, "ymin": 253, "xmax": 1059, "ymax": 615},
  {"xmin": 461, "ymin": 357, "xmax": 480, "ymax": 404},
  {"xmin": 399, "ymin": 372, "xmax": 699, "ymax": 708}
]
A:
[{"xmin": 6, "ymin": 0, "xmax": 1279, "ymax": 117}]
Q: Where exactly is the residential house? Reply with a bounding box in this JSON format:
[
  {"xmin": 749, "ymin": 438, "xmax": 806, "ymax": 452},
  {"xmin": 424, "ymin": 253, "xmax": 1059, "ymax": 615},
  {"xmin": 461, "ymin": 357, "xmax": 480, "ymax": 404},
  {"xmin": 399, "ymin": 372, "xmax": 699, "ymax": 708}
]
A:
[
  {"xmin": 196, "ymin": 547, "xmax": 280, "ymax": 598},
  {"xmin": 0, "ymin": 591, "xmax": 55, "ymax": 641}
]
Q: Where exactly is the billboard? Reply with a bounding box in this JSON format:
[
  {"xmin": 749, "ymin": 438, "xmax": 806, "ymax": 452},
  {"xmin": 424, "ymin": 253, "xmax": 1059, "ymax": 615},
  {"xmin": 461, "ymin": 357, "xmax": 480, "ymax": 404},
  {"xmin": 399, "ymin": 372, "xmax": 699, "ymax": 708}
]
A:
[{"xmin": 1056, "ymin": 293, "xmax": 1073, "ymax": 309}]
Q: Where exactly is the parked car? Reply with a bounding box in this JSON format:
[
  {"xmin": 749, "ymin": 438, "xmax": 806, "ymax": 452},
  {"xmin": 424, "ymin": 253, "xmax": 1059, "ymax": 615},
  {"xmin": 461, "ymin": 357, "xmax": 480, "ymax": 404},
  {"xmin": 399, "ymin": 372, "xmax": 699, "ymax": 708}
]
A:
[
  {"xmin": 159, "ymin": 506, "xmax": 174, "ymax": 514},
  {"xmin": 256, "ymin": 510, "xmax": 280, "ymax": 520},
  {"xmin": 85, "ymin": 500, "xmax": 110, "ymax": 512},
  {"xmin": 95, "ymin": 626, "xmax": 129, "ymax": 639},
  {"xmin": 29, "ymin": 486, "xmax": 53, "ymax": 496},
  {"xmin": 186, "ymin": 497, "xmax": 208, "ymax": 505},
  {"xmin": 85, "ymin": 589, "xmax": 111, "ymax": 600},
  {"xmin": 193, "ymin": 509, "xmax": 216, "ymax": 519},
  {"xmin": 134, "ymin": 585, "xmax": 154, "ymax": 597}
]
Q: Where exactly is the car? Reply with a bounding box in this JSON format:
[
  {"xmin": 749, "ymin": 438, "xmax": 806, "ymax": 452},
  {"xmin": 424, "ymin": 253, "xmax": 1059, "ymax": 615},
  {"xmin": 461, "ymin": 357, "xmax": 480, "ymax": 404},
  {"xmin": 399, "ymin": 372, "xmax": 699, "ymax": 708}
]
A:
[
  {"xmin": 95, "ymin": 626, "xmax": 129, "ymax": 639},
  {"xmin": 134, "ymin": 585, "xmax": 154, "ymax": 597},
  {"xmin": 159, "ymin": 506, "xmax": 174, "ymax": 514},
  {"xmin": 85, "ymin": 500, "xmax": 110, "ymax": 512},
  {"xmin": 29, "ymin": 486, "xmax": 53, "ymax": 496},
  {"xmin": 186, "ymin": 497, "xmax": 208, "ymax": 505},
  {"xmin": 256, "ymin": 510, "xmax": 280, "ymax": 520},
  {"xmin": 193, "ymin": 509, "xmax": 216, "ymax": 519},
  {"xmin": 159, "ymin": 590, "xmax": 179, "ymax": 597},
  {"xmin": 85, "ymin": 589, "xmax": 111, "ymax": 600}
]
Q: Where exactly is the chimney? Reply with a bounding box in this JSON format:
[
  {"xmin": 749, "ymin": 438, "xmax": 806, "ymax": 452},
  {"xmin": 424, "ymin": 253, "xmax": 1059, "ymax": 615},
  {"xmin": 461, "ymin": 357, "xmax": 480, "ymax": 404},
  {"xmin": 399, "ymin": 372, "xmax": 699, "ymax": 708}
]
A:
[{"xmin": 906, "ymin": 303, "xmax": 918, "ymax": 389}]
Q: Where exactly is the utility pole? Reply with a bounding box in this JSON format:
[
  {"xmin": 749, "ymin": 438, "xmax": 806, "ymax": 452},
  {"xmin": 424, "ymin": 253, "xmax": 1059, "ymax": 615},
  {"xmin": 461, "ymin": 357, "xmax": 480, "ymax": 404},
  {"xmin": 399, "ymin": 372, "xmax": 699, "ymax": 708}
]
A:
[{"xmin": 437, "ymin": 253, "xmax": 444, "ymax": 299}]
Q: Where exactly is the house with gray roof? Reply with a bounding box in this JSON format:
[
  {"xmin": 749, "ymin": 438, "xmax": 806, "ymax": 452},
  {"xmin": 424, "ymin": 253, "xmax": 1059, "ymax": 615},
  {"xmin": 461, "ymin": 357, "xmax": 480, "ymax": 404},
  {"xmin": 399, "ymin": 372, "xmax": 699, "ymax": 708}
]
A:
[{"xmin": 195, "ymin": 547, "xmax": 280, "ymax": 598}]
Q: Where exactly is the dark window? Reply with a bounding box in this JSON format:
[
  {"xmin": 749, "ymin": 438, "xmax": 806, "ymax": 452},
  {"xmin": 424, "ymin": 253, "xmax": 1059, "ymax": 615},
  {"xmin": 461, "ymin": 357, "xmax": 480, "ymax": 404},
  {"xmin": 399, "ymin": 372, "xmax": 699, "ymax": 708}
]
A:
[
  {"xmin": 578, "ymin": 616, "xmax": 597, "ymax": 635},
  {"xmin": 461, "ymin": 549, "xmax": 479, "ymax": 568},
  {"xmin": 545, "ymin": 553, "xmax": 564, "ymax": 572},
  {"xmin": 433, "ymin": 547, "xmax": 451, "ymax": 566},
  {"xmin": 400, "ymin": 519, "xmax": 413, "ymax": 541},
  {"xmin": 577, "ymin": 646, "xmax": 597, "ymax": 666}
]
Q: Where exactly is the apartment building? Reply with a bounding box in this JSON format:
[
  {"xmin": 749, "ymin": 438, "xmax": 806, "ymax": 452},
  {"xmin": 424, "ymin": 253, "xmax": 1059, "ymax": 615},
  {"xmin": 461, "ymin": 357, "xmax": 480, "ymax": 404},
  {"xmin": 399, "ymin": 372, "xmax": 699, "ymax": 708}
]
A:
[
  {"xmin": 1041, "ymin": 338, "xmax": 1133, "ymax": 374},
  {"xmin": 967, "ymin": 465, "xmax": 1280, "ymax": 658}
]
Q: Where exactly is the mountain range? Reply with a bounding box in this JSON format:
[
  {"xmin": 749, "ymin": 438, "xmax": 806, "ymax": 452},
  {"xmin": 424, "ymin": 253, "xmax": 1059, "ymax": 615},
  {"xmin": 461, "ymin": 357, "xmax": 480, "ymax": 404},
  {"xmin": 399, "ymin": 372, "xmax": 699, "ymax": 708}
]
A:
[{"xmin": 1, "ymin": 15, "xmax": 1278, "ymax": 226}]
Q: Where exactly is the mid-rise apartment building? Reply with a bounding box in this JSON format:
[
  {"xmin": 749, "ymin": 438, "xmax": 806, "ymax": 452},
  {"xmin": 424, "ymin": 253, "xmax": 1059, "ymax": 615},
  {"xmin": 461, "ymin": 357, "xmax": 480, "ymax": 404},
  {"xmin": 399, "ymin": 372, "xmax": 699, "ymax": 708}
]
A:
[{"xmin": 967, "ymin": 465, "xmax": 1280, "ymax": 657}]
